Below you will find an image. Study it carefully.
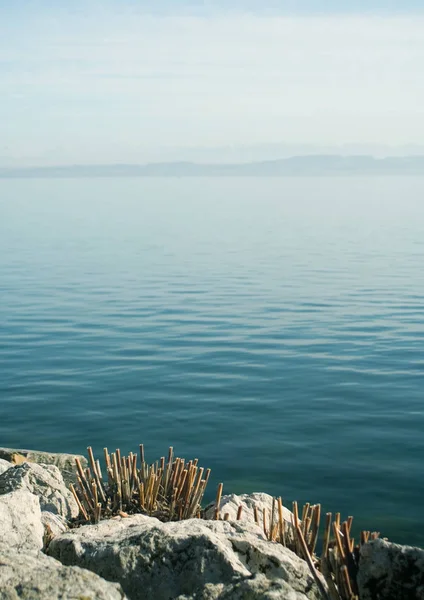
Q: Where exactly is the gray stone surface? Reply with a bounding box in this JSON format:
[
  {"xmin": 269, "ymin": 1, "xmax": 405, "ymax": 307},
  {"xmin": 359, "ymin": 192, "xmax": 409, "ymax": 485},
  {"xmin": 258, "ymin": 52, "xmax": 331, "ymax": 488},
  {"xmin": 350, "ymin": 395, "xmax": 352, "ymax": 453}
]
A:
[
  {"xmin": 0, "ymin": 547, "xmax": 127, "ymax": 600},
  {"xmin": 204, "ymin": 492, "xmax": 295, "ymax": 532},
  {"xmin": 42, "ymin": 511, "xmax": 69, "ymax": 549},
  {"xmin": 0, "ymin": 458, "xmax": 12, "ymax": 475},
  {"xmin": 358, "ymin": 537, "xmax": 424, "ymax": 600},
  {"xmin": 0, "ymin": 461, "xmax": 78, "ymax": 519},
  {"xmin": 0, "ymin": 488, "xmax": 44, "ymax": 551},
  {"xmin": 0, "ymin": 447, "xmax": 87, "ymax": 486},
  {"xmin": 48, "ymin": 514, "xmax": 321, "ymax": 600}
]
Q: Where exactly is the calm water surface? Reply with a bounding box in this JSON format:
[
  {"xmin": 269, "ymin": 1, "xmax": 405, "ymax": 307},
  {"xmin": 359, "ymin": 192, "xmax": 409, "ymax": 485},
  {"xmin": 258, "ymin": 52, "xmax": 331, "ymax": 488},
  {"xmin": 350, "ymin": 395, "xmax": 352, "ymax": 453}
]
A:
[{"xmin": 1, "ymin": 177, "xmax": 423, "ymax": 545}]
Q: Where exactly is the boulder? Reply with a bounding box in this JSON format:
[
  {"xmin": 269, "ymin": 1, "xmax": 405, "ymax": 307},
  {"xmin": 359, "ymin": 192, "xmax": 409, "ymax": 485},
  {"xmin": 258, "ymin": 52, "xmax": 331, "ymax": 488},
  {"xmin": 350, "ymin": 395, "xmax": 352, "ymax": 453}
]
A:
[
  {"xmin": 0, "ymin": 488, "xmax": 44, "ymax": 551},
  {"xmin": 48, "ymin": 514, "xmax": 322, "ymax": 600},
  {"xmin": 0, "ymin": 547, "xmax": 127, "ymax": 599},
  {"xmin": 0, "ymin": 447, "xmax": 86, "ymax": 486},
  {"xmin": 358, "ymin": 538, "xmax": 424, "ymax": 600},
  {"xmin": 0, "ymin": 458, "xmax": 12, "ymax": 475},
  {"xmin": 0, "ymin": 461, "xmax": 78, "ymax": 520},
  {"xmin": 42, "ymin": 512, "xmax": 69, "ymax": 549},
  {"xmin": 204, "ymin": 492, "xmax": 295, "ymax": 531}
]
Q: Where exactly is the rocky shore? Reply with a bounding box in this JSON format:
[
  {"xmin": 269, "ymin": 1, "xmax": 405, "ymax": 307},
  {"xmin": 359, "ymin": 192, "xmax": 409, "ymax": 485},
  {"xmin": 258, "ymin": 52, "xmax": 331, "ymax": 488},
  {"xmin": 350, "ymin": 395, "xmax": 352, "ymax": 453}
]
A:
[{"xmin": 1, "ymin": 447, "xmax": 423, "ymax": 600}]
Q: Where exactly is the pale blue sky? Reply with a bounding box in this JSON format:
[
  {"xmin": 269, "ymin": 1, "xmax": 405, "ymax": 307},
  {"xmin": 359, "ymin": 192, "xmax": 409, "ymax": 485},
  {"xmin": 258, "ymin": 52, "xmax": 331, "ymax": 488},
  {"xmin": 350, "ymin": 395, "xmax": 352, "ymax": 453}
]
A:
[{"xmin": 1, "ymin": 1, "xmax": 424, "ymax": 165}]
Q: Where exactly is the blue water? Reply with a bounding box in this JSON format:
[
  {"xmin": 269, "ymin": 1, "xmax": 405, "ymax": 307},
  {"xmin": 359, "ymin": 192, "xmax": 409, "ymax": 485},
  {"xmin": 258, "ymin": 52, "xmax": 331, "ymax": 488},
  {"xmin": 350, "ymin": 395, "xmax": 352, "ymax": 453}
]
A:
[{"xmin": 1, "ymin": 176, "xmax": 424, "ymax": 545}]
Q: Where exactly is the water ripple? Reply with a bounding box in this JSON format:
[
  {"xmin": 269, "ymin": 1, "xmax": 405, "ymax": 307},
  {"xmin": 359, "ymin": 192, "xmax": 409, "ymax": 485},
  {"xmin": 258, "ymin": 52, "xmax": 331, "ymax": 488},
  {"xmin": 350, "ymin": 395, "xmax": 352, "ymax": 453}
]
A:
[{"xmin": 1, "ymin": 176, "xmax": 424, "ymax": 545}]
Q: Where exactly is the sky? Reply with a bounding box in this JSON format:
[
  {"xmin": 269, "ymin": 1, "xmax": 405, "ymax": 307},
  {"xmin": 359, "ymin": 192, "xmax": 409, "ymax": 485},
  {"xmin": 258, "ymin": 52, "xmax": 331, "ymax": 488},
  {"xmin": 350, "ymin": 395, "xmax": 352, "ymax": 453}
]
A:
[{"xmin": 1, "ymin": 1, "xmax": 424, "ymax": 165}]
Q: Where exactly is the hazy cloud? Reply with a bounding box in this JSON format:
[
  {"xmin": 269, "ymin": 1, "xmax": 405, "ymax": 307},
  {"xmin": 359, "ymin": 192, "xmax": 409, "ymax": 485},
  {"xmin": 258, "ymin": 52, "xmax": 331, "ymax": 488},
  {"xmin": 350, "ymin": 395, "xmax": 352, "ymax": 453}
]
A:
[{"xmin": 1, "ymin": 6, "xmax": 423, "ymax": 164}]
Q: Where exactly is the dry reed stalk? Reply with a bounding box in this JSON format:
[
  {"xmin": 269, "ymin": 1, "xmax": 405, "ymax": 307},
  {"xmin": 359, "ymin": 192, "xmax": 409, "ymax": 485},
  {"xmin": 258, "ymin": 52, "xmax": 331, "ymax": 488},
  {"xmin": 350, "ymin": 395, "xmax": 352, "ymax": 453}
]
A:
[
  {"xmin": 184, "ymin": 465, "xmax": 195, "ymax": 501},
  {"xmin": 177, "ymin": 470, "xmax": 188, "ymax": 501},
  {"xmin": 103, "ymin": 448, "xmax": 111, "ymax": 470},
  {"xmin": 237, "ymin": 505, "xmax": 243, "ymax": 521},
  {"xmin": 341, "ymin": 522, "xmax": 359, "ymax": 597},
  {"xmin": 70, "ymin": 483, "xmax": 88, "ymax": 521},
  {"xmin": 341, "ymin": 522, "xmax": 351, "ymax": 556},
  {"xmin": 116, "ymin": 449, "xmax": 122, "ymax": 475},
  {"xmin": 335, "ymin": 513, "xmax": 341, "ymax": 530},
  {"xmin": 277, "ymin": 497, "xmax": 286, "ymax": 545},
  {"xmin": 151, "ymin": 474, "xmax": 162, "ymax": 511},
  {"xmin": 131, "ymin": 454, "xmax": 138, "ymax": 489},
  {"xmin": 333, "ymin": 522, "xmax": 345, "ymax": 560},
  {"xmin": 253, "ymin": 506, "xmax": 259, "ymax": 526},
  {"xmin": 361, "ymin": 531, "xmax": 370, "ymax": 545},
  {"xmin": 224, "ymin": 513, "xmax": 230, "ymax": 521},
  {"xmin": 77, "ymin": 476, "xmax": 94, "ymax": 512},
  {"xmin": 87, "ymin": 447, "xmax": 98, "ymax": 479},
  {"xmin": 187, "ymin": 480, "xmax": 205, "ymax": 519},
  {"xmin": 75, "ymin": 459, "xmax": 91, "ymax": 495},
  {"xmin": 322, "ymin": 513, "xmax": 332, "ymax": 558},
  {"xmin": 139, "ymin": 444, "xmax": 145, "ymax": 475},
  {"xmin": 340, "ymin": 565, "xmax": 356, "ymax": 600},
  {"xmin": 304, "ymin": 515, "xmax": 312, "ymax": 544},
  {"xmin": 169, "ymin": 487, "xmax": 178, "ymax": 521},
  {"xmin": 263, "ymin": 508, "xmax": 268, "ymax": 538},
  {"xmin": 320, "ymin": 554, "xmax": 343, "ymax": 600},
  {"xmin": 171, "ymin": 458, "xmax": 182, "ymax": 490},
  {"xmin": 91, "ymin": 481, "xmax": 98, "ymax": 507},
  {"xmin": 310, "ymin": 504, "xmax": 321, "ymax": 555},
  {"xmin": 112, "ymin": 453, "xmax": 119, "ymax": 489},
  {"xmin": 292, "ymin": 501, "xmax": 300, "ymax": 529},
  {"xmin": 94, "ymin": 502, "xmax": 102, "ymax": 524},
  {"xmin": 270, "ymin": 498, "xmax": 276, "ymax": 541},
  {"xmin": 301, "ymin": 502, "xmax": 310, "ymax": 524},
  {"xmin": 139, "ymin": 483, "xmax": 145, "ymax": 509},
  {"xmin": 295, "ymin": 525, "xmax": 330, "ymax": 600},
  {"xmin": 184, "ymin": 472, "xmax": 203, "ymax": 519},
  {"xmin": 292, "ymin": 501, "xmax": 300, "ymax": 554},
  {"xmin": 214, "ymin": 483, "xmax": 223, "ymax": 520}
]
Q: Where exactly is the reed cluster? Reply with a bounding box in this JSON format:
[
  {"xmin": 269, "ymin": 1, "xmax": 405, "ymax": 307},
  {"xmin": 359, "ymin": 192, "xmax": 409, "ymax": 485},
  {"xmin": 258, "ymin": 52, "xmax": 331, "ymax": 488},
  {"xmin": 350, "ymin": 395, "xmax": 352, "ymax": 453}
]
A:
[{"xmin": 70, "ymin": 445, "xmax": 211, "ymax": 524}]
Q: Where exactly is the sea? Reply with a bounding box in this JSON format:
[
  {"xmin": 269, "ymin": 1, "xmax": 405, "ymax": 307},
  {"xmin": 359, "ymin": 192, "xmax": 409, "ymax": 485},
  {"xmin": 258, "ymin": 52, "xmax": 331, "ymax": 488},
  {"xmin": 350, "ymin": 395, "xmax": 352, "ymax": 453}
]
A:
[{"xmin": 1, "ymin": 176, "xmax": 423, "ymax": 545}]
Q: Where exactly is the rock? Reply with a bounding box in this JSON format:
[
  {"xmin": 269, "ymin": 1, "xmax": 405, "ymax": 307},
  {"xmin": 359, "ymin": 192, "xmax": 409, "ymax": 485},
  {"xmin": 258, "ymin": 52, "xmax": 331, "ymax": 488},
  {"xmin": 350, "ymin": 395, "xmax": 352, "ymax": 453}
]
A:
[
  {"xmin": 0, "ymin": 547, "xmax": 127, "ymax": 599},
  {"xmin": 0, "ymin": 461, "xmax": 78, "ymax": 520},
  {"xmin": 0, "ymin": 458, "xmax": 12, "ymax": 475},
  {"xmin": 0, "ymin": 447, "xmax": 87, "ymax": 486},
  {"xmin": 358, "ymin": 538, "xmax": 424, "ymax": 600},
  {"xmin": 42, "ymin": 511, "xmax": 69, "ymax": 549},
  {"xmin": 205, "ymin": 492, "xmax": 295, "ymax": 532},
  {"xmin": 0, "ymin": 488, "xmax": 44, "ymax": 551},
  {"xmin": 207, "ymin": 574, "xmax": 317, "ymax": 599},
  {"xmin": 48, "ymin": 514, "xmax": 321, "ymax": 600}
]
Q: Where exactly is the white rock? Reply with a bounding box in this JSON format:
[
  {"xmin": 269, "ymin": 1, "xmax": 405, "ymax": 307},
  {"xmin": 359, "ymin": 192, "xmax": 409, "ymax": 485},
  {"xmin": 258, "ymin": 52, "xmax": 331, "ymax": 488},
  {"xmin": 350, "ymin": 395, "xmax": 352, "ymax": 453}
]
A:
[
  {"xmin": 42, "ymin": 511, "xmax": 69, "ymax": 549},
  {"xmin": 0, "ymin": 547, "xmax": 127, "ymax": 599},
  {"xmin": 0, "ymin": 461, "xmax": 78, "ymax": 519},
  {"xmin": 358, "ymin": 538, "xmax": 424, "ymax": 600},
  {"xmin": 0, "ymin": 458, "xmax": 12, "ymax": 475},
  {"xmin": 205, "ymin": 492, "xmax": 295, "ymax": 533},
  {"xmin": 0, "ymin": 446, "xmax": 87, "ymax": 485},
  {"xmin": 48, "ymin": 514, "xmax": 321, "ymax": 600},
  {"xmin": 0, "ymin": 488, "xmax": 44, "ymax": 551}
]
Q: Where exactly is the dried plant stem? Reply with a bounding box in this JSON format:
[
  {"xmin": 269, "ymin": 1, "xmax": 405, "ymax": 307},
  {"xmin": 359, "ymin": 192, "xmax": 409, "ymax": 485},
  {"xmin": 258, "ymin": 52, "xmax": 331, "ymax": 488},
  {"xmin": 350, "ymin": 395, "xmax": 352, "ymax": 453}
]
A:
[
  {"xmin": 214, "ymin": 483, "xmax": 223, "ymax": 520},
  {"xmin": 296, "ymin": 525, "xmax": 330, "ymax": 600}
]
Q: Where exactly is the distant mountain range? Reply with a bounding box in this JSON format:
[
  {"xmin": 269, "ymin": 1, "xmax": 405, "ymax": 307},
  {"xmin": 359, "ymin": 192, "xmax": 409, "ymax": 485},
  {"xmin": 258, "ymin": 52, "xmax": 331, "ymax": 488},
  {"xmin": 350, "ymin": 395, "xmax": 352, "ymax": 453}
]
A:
[{"xmin": 1, "ymin": 155, "xmax": 424, "ymax": 177}]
